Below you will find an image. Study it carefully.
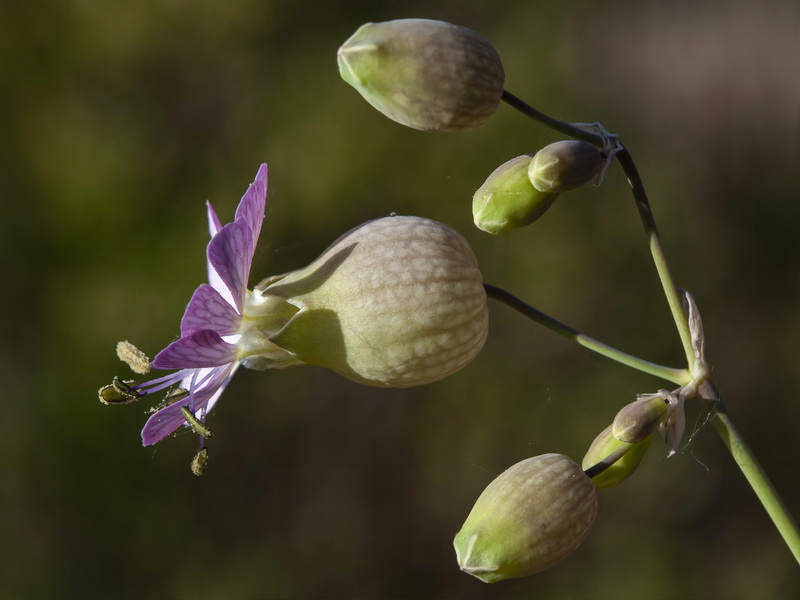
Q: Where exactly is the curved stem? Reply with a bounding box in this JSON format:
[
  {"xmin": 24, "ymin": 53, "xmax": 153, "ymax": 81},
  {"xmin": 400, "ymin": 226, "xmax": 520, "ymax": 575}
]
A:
[
  {"xmin": 614, "ymin": 148, "xmax": 695, "ymax": 366},
  {"xmin": 501, "ymin": 90, "xmax": 695, "ymax": 367},
  {"xmin": 484, "ymin": 284, "xmax": 689, "ymax": 386},
  {"xmin": 501, "ymin": 90, "xmax": 799, "ymax": 564},
  {"xmin": 502, "ymin": 90, "xmax": 603, "ymax": 144},
  {"xmin": 712, "ymin": 404, "xmax": 800, "ymax": 563}
]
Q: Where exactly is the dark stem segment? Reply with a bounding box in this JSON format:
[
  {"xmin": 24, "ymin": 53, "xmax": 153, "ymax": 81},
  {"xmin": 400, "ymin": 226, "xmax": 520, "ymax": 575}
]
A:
[
  {"xmin": 501, "ymin": 90, "xmax": 695, "ymax": 364},
  {"xmin": 614, "ymin": 147, "xmax": 695, "ymax": 364},
  {"xmin": 583, "ymin": 444, "xmax": 631, "ymax": 479},
  {"xmin": 501, "ymin": 90, "xmax": 604, "ymax": 145}
]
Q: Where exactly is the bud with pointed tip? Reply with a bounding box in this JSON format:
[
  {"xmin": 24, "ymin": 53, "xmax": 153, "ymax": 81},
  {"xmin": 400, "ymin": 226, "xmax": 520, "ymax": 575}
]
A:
[
  {"xmin": 337, "ymin": 19, "xmax": 505, "ymax": 132},
  {"xmin": 582, "ymin": 425, "xmax": 652, "ymax": 489},
  {"xmin": 528, "ymin": 140, "xmax": 605, "ymax": 193},
  {"xmin": 613, "ymin": 394, "xmax": 669, "ymax": 443},
  {"xmin": 454, "ymin": 454, "xmax": 598, "ymax": 583},
  {"xmin": 473, "ymin": 154, "xmax": 559, "ymax": 234}
]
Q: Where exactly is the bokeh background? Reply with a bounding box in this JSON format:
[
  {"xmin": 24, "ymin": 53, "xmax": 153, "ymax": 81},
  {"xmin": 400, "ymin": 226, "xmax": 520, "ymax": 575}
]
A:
[{"xmin": 2, "ymin": 0, "xmax": 798, "ymax": 598}]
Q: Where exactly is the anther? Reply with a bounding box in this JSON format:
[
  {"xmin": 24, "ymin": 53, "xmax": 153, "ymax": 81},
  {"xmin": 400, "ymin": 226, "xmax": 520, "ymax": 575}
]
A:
[
  {"xmin": 116, "ymin": 340, "xmax": 152, "ymax": 375},
  {"xmin": 98, "ymin": 377, "xmax": 141, "ymax": 405},
  {"xmin": 180, "ymin": 406, "xmax": 213, "ymax": 438},
  {"xmin": 190, "ymin": 446, "xmax": 209, "ymax": 476}
]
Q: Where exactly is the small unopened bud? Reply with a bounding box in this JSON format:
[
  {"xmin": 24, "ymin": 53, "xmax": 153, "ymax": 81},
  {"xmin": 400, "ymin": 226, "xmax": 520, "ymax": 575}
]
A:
[
  {"xmin": 337, "ymin": 19, "xmax": 505, "ymax": 132},
  {"xmin": 454, "ymin": 454, "xmax": 597, "ymax": 583},
  {"xmin": 528, "ymin": 140, "xmax": 605, "ymax": 193},
  {"xmin": 473, "ymin": 154, "xmax": 559, "ymax": 234},
  {"xmin": 612, "ymin": 394, "xmax": 669, "ymax": 443},
  {"xmin": 582, "ymin": 425, "xmax": 652, "ymax": 489}
]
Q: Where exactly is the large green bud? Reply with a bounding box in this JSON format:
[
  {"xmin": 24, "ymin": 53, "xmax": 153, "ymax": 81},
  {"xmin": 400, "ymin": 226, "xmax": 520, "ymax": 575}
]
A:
[
  {"xmin": 528, "ymin": 140, "xmax": 606, "ymax": 193},
  {"xmin": 244, "ymin": 216, "xmax": 488, "ymax": 388},
  {"xmin": 337, "ymin": 19, "xmax": 505, "ymax": 132},
  {"xmin": 454, "ymin": 454, "xmax": 598, "ymax": 583},
  {"xmin": 473, "ymin": 154, "xmax": 559, "ymax": 234},
  {"xmin": 582, "ymin": 425, "xmax": 653, "ymax": 489}
]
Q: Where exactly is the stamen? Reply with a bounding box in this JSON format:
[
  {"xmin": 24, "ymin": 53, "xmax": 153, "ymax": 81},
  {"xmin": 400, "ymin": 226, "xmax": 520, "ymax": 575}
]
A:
[
  {"xmin": 164, "ymin": 388, "xmax": 189, "ymax": 405},
  {"xmin": 181, "ymin": 406, "xmax": 213, "ymax": 438},
  {"xmin": 191, "ymin": 446, "xmax": 209, "ymax": 476},
  {"xmin": 116, "ymin": 341, "xmax": 152, "ymax": 375},
  {"xmin": 132, "ymin": 370, "xmax": 189, "ymax": 395},
  {"xmin": 98, "ymin": 377, "xmax": 141, "ymax": 405}
]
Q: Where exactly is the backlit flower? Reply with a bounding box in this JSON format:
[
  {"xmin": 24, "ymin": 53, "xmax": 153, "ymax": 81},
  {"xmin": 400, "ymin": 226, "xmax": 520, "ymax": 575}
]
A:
[{"xmin": 100, "ymin": 164, "xmax": 489, "ymax": 462}]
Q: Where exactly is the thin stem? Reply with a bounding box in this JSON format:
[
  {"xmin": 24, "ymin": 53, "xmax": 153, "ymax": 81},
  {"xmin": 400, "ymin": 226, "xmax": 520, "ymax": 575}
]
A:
[
  {"xmin": 501, "ymin": 90, "xmax": 799, "ymax": 564},
  {"xmin": 712, "ymin": 404, "xmax": 800, "ymax": 564},
  {"xmin": 501, "ymin": 90, "xmax": 696, "ymax": 367},
  {"xmin": 501, "ymin": 90, "xmax": 603, "ymax": 145},
  {"xmin": 614, "ymin": 148, "xmax": 695, "ymax": 367},
  {"xmin": 484, "ymin": 284, "xmax": 689, "ymax": 386}
]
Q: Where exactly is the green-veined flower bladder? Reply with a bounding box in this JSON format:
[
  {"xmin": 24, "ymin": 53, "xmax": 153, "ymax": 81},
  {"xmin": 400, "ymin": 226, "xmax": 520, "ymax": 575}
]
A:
[
  {"xmin": 338, "ymin": 18, "xmax": 505, "ymax": 132},
  {"xmin": 454, "ymin": 453, "xmax": 598, "ymax": 582}
]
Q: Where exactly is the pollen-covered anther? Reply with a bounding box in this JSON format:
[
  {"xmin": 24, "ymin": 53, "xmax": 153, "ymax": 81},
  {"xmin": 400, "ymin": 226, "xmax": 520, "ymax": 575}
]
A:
[
  {"xmin": 98, "ymin": 377, "xmax": 141, "ymax": 405},
  {"xmin": 190, "ymin": 446, "xmax": 209, "ymax": 476},
  {"xmin": 116, "ymin": 340, "xmax": 152, "ymax": 375},
  {"xmin": 181, "ymin": 406, "xmax": 213, "ymax": 438},
  {"xmin": 164, "ymin": 388, "xmax": 189, "ymax": 405}
]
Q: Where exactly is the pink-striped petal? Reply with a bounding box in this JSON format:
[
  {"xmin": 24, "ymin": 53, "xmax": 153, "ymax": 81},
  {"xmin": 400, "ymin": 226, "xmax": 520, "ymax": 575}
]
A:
[
  {"xmin": 206, "ymin": 218, "xmax": 253, "ymax": 312},
  {"xmin": 140, "ymin": 364, "xmax": 234, "ymax": 445},
  {"xmin": 235, "ymin": 164, "xmax": 267, "ymax": 250},
  {"xmin": 152, "ymin": 330, "xmax": 238, "ymax": 370},
  {"xmin": 180, "ymin": 284, "xmax": 241, "ymax": 337},
  {"xmin": 207, "ymin": 201, "xmax": 223, "ymax": 238}
]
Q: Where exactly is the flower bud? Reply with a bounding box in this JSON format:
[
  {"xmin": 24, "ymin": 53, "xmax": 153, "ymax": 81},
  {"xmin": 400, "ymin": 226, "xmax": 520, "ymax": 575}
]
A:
[
  {"xmin": 612, "ymin": 394, "xmax": 669, "ymax": 443},
  {"xmin": 528, "ymin": 140, "xmax": 605, "ymax": 193},
  {"xmin": 337, "ymin": 19, "xmax": 505, "ymax": 132},
  {"xmin": 582, "ymin": 425, "xmax": 652, "ymax": 489},
  {"xmin": 247, "ymin": 216, "xmax": 488, "ymax": 388},
  {"xmin": 473, "ymin": 155, "xmax": 559, "ymax": 234},
  {"xmin": 454, "ymin": 454, "xmax": 597, "ymax": 583}
]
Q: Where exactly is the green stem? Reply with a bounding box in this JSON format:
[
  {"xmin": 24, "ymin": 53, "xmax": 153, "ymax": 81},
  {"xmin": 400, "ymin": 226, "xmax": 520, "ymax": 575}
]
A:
[
  {"xmin": 712, "ymin": 404, "xmax": 800, "ymax": 563},
  {"xmin": 501, "ymin": 90, "xmax": 696, "ymax": 367},
  {"xmin": 502, "ymin": 90, "xmax": 799, "ymax": 564},
  {"xmin": 614, "ymin": 148, "xmax": 695, "ymax": 366},
  {"xmin": 501, "ymin": 90, "xmax": 603, "ymax": 144},
  {"xmin": 484, "ymin": 284, "xmax": 689, "ymax": 386}
]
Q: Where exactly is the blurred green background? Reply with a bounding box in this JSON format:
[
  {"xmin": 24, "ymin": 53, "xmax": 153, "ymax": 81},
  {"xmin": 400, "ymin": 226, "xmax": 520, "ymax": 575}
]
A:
[{"xmin": 2, "ymin": 0, "xmax": 798, "ymax": 598}]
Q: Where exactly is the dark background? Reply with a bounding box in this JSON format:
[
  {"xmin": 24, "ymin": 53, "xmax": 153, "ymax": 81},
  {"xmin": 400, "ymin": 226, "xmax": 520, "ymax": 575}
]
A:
[{"xmin": 2, "ymin": 1, "xmax": 798, "ymax": 598}]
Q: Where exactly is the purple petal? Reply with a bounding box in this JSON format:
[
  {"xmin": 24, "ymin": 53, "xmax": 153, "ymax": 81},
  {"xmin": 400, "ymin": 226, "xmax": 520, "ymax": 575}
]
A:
[
  {"xmin": 203, "ymin": 363, "xmax": 239, "ymax": 415},
  {"xmin": 152, "ymin": 330, "xmax": 237, "ymax": 369},
  {"xmin": 206, "ymin": 218, "xmax": 254, "ymax": 312},
  {"xmin": 180, "ymin": 283, "xmax": 241, "ymax": 337},
  {"xmin": 207, "ymin": 201, "xmax": 223, "ymax": 238},
  {"xmin": 141, "ymin": 364, "xmax": 235, "ymax": 445},
  {"xmin": 234, "ymin": 164, "xmax": 267, "ymax": 250},
  {"xmin": 141, "ymin": 399, "xmax": 192, "ymax": 446}
]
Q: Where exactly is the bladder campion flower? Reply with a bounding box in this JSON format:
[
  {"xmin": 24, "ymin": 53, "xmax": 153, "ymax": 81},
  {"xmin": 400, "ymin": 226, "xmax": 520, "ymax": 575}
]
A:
[
  {"xmin": 100, "ymin": 164, "xmax": 489, "ymax": 461},
  {"xmin": 100, "ymin": 164, "xmax": 272, "ymax": 447}
]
